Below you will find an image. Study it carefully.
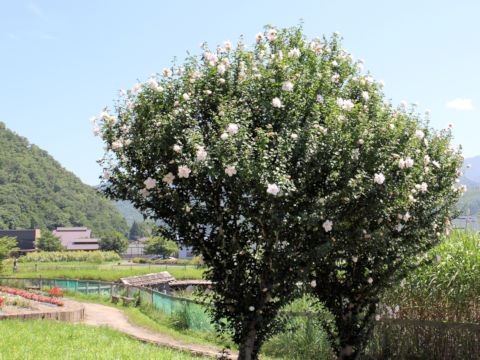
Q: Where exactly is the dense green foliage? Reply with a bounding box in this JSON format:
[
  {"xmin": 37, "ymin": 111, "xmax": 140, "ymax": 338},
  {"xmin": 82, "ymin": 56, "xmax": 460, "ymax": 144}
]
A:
[
  {"xmin": 17, "ymin": 250, "xmax": 120, "ymax": 263},
  {"xmin": 145, "ymin": 235, "xmax": 178, "ymax": 258},
  {"xmin": 0, "ymin": 319, "xmax": 209, "ymax": 360},
  {"xmin": 0, "ymin": 122, "xmax": 128, "ymax": 237},
  {"xmin": 99, "ymin": 231, "xmax": 129, "ymax": 254},
  {"xmin": 96, "ymin": 24, "xmax": 462, "ymax": 360},
  {"xmin": 36, "ymin": 230, "xmax": 64, "ymax": 251},
  {"xmin": 0, "ymin": 236, "xmax": 17, "ymax": 271},
  {"xmin": 113, "ymin": 200, "xmax": 145, "ymax": 225}
]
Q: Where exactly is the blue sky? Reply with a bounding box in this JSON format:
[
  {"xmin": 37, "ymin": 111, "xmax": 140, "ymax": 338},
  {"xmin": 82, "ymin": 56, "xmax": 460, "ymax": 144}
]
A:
[{"xmin": 1, "ymin": 0, "xmax": 479, "ymax": 185}]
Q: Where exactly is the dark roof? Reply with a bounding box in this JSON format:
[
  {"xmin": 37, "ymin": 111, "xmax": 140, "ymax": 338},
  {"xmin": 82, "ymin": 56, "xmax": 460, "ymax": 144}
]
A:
[{"xmin": 0, "ymin": 229, "xmax": 38, "ymax": 251}]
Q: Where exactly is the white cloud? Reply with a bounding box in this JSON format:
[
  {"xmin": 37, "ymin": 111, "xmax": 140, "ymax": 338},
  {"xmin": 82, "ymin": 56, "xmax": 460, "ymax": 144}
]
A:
[
  {"xmin": 26, "ymin": 2, "xmax": 47, "ymax": 21},
  {"xmin": 7, "ymin": 33, "xmax": 18, "ymax": 40},
  {"xmin": 445, "ymin": 98, "xmax": 474, "ymax": 111}
]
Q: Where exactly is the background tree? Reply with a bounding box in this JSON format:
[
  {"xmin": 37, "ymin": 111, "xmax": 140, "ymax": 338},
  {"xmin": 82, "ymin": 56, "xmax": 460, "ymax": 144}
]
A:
[
  {"xmin": 128, "ymin": 221, "xmax": 153, "ymax": 241},
  {"xmin": 99, "ymin": 231, "xmax": 129, "ymax": 254},
  {"xmin": 96, "ymin": 25, "xmax": 463, "ymax": 359},
  {"xmin": 0, "ymin": 236, "xmax": 18, "ymax": 271},
  {"xmin": 144, "ymin": 235, "xmax": 178, "ymax": 258},
  {"xmin": 36, "ymin": 230, "xmax": 64, "ymax": 251}
]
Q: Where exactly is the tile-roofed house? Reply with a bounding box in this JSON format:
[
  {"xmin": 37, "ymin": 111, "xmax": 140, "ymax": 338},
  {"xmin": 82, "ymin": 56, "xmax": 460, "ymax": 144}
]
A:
[
  {"xmin": 52, "ymin": 227, "xmax": 100, "ymax": 251},
  {"xmin": 0, "ymin": 229, "xmax": 40, "ymax": 253}
]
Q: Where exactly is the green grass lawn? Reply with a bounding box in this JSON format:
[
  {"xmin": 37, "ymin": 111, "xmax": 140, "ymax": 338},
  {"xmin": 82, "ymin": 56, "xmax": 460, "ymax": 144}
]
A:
[
  {"xmin": 1, "ymin": 266, "xmax": 206, "ymax": 281},
  {"xmin": 0, "ymin": 319, "xmax": 209, "ymax": 360}
]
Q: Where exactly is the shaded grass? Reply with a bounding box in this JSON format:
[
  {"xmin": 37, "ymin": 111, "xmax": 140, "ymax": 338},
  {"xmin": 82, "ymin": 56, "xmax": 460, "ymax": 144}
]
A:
[{"xmin": 0, "ymin": 319, "xmax": 209, "ymax": 360}]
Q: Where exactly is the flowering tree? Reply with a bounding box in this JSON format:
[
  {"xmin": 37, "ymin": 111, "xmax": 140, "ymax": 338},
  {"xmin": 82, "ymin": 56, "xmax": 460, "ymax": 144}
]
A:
[{"xmin": 94, "ymin": 25, "xmax": 463, "ymax": 359}]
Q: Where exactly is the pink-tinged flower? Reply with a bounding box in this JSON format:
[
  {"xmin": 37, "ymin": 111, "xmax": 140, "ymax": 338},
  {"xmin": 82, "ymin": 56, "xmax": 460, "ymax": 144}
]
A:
[
  {"xmin": 196, "ymin": 147, "xmax": 207, "ymax": 161},
  {"xmin": 225, "ymin": 165, "xmax": 237, "ymax": 177},
  {"xmin": 93, "ymin": 127, "xmax": 100, "ymax": 136},
  {"xmin": 424, "ymin": 155, "xmax": 430, "ymax": 165},
  {"xmin": 310, "ymin": 280, "xmax": 317, "ymax": 288},
  {"xmin": 357, "ymin": 64, "xmax": 364, "ymax": 72},
  {"xmin": 178, "ymin": 165, "xmax": 191, "ymax": 178},
  {"xmin": 173, "ymin": 144, "xmax": 182, "ymax": 153},
  {"xmin": 90, "ymin": 116, "xmax": 97, "ymax": 124},
  {"xmin": 379, "ymin": 80, "xmax": 385, "ymax": 89},
  {"xmin": 217, "ymin": 64, "xmax": 226, "ymax": 74},
  {"xmin": 133, "ymin": 83, "xmax": 141, "ymax": 93},
  {"xmin": 400, "ymin": 100, "xmax": 407, "ymax": 108},
  {"xmin": 358, "ymin": 139, "xmax": 365, "ymax": 145},
  {"xmin": 290, "ymin": 134, "xmax": 298, "ymax": 140},
  {"xmin": 124, "ymin": 139, "xmax": 132, "ymax": 146},
  {"xmin": 413, "ymin": 102, "xmax": 419, "ymax": 107},
  {"xmin": 227, "ymin": 123, "xmax": 238, "ymax": 135},
  {"xmin": 163, "ymin": 68, "xmax": 171, "ymax": 77},
  {"xmin": 425, "ymin": 109, "xmax": 431, "ymax": 115},
  {"xmin": 342, "ymin": 99, "xmax": 355, "ymax": 111},
  {"xmin": 272, "ymin": 97, "xmax": 282, "ymax": 108},
  {"xmin": 403, "ymin": 212, "xmax": 411, "ymax": 222},
  {"xmin": 398, "ymin": 159, "xmax": 406, "ymax": 169},
  {"xmin": 374, "ymin": 173, "xmax": 385, "ymax": 184},
  {"xmin": 218, "ymin": 78, "xmax": 225, "ymax": 83},
  {"xmin": 148, "ymin": 78, "xmax": 158, "ymax": 88},
  {"xmin": 336, "ymin": 98, "xmax": 344, "ymax": 107},
  {"xmin": 111, "ymin": 140, "xmax": 123, "ymax": 150},
  {"xmin": 317, "ymin": 95, "xmax": 324, "ymax": 103},
  {"xmin": 394, "ymin": 223, "xmax": 404, "ymax": 232},
  {"xmin": 267, "ymin": 29, "xmax": 277, "ymax": 41},
  {"xmin": 139, "ymin": 188, "xmax": 150, "ymax": 197},
  {"xmin": 420, "ymin": 182, "xmax": 428, "ymax": 193},
  {"xmin": 223, "ymin": 57, "xmax": 230, "ymax": 67},
  {"xmin": 414, "ymin": 130, "xmax": 424, "ymax": 140},
  {"xmin": 255, "ymin": 32, "xmax": 264, "ymax": 43},
  {"xmin": 288, "ymin": 48, "xmax": 301, "ymax": 58},
  {"xmin": 144, "ymin": 177, "xmax": 156, "ymax": 190},
  {"xmin": 220, "ymin": 132, "xmax": 228, "ymax": 140},
  {"xmin": 375, "ymin": 314, "xmax": 381, "ymax": 321},
  {"xmin": 163, "ymin": 172, "xmax": 175, "ymax": 184},
  {"xmin": 362, "ymin": 91, "xmax": 370, "ymax": 101},
  {"xmin": 448, "ymin": 123, "xmax": 454, "ymax": 128},
  {"xmin": 405, "ymin": 157, "xmax": 414, "ymax": 168},
  {"xmin": 103, "ymin": 171, "xmax": 110, "ymax": 180},
  {"xmin": 224, "ymin": 40, "xmax": 233, "ymax": 51},
  {"xmin": 352, "ymin": 256, "xmax": 358, "ymax": 263},
  {"xmin": 182, "ymin": 93, "xmax": 190, "ymax": 101},
  {"xmin": 331, "ymin": 74, "xmax": 340, "ymax": 83},
  {"xmin": 177, "ymin": 67, "xmax": 184, "ymax": 75},
  {"xmin": 282, "ymin": 81, "xmax": 294, "ymax": 92},
  {"xmin": 266, "ymin": 183, "xmax": 280, "ymax": 195},
  {"xmin": 120, "ymin": 89, "xmax": 126, "ymax": 96},
  {"xmin": 322, "ymin": 220, "xmax": 333, "ymax": 232},
  {"xmin": 126, "ymin": 99, "xmax": 132, "ymax": 110}
]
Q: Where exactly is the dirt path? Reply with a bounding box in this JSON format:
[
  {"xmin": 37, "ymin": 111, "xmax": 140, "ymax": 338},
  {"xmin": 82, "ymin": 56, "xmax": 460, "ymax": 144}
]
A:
[{"xmin": 81, "ymin": 302, "xmax": 237, "ymax": 359}]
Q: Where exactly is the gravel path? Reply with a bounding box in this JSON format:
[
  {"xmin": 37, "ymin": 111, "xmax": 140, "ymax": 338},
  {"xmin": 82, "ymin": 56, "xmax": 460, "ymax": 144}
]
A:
[{"xmin": 82, "ymin": 302, "xmax": 236, "ymax": 359}]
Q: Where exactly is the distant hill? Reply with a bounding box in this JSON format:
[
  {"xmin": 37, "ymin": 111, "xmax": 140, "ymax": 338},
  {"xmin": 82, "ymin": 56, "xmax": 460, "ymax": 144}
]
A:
[
  {"xmin": 458, "ymin": 156, "xmax": 480, "ymax": 216},
  {"xmin": 462, "ymin": 155, "xmax": 480, "ymax": 183},
  {"xmin": 112, "ymin": 200, "xmax": 145, "ymax": 226},
  {"xmin": 0, "ymin": 122, "xmax": 129, "ymax": 237}
]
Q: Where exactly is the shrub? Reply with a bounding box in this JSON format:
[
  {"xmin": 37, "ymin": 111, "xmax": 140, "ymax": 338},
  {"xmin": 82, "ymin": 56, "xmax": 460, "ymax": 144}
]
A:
[{"xmin": 18, "ymin": 251, "xmax": 120, "ymax": 263}]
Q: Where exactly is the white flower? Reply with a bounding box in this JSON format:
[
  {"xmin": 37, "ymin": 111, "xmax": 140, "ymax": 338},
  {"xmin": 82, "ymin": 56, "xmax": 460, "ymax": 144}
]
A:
[
  {"xmin": 400, "ymin": 100, "xmax": 407, "ymax": 108},
  {"xmin": 148, "ymin": 78, "xmax": 158, "ymax": 88},
  {"xmin": 225, "ymin": 165, "xmax": 237, "ymax": 177},
  {"xmin": 196, "ymin": 147, "xmax": 207, "ymax": 161},
  {"xmin": 375, "ymin": 314, "xmax": 381, "ymax": 321},
  {"xmin": 220, "ymin": 132, "xmax": 228, "ymax": 140},
  {"xmin": 467, "ymin": 164, "xmax": 472, "ymax": 168},
  {"xmin": 182, "ymin": 93, "xmax": 190, "ymax": 101},
  {"xmin": 111, "ymin": 140, "xmax": 123, "ymax": 150},
  {"xmin": 249, "ymin": 306, "xmax": 255, "ymax": 312},
  {"xmin": 173, "ymin": 144, "xmax": 182, "ymax": 153},
  {"xmin": 282, "ymin": 81, "xmax": 294, "ymax": 92},
  {"xmin": 398, "ymin": 159, "xmax": 405, "ymax": 169},
  {"xmin": 310, "ymin": 280, "xmax": 317, "ymax": 288},
  {"xmin": 176, "ymin": 67, "xmax": 184, "ymax": 75},
  {"xmin": 163, "ymin": 68, "xmax": 171, "ymax": 77},
  {"xmin": 352, "ymin": 256, "xmax": 358, "ymax": 263},
  {"xmin": 288, "ymin": 48, "xmax": 301, "ymax": 58},
  {"xmin": 413, "ymin": 102, "xmax": 419, "ymax": 107},
  {"xmin": 362, "ymin": 91, "xmax": 370, "ymax": 101},
  {"xmin": 139, "ymin": 188, "xmax": 150, "ymax": 197},
  {"xmin": 317, "ymin": 95, "xmax": 324, "ymax": 103},
  {"xmin": 93, "ymin": 127, "xmax": 100, "ymax": 136},
  {"xmin": 414, "ymin": 130, "xmax": 424, "ymax": 140},
  {"xmin": 405, "ymin": 157, "xmax": 414, "ymax": 168},
  {"xmin": 90, "ymin": 116, "xmax": 97, "ymax": 124},
  {"xmin": 290, "ymin": 134, "xmax": 298, "ymax": 140},
  {"xmin": 133, "ymin": 83, "xmax": 141, "ymax": 93},
  {"xmin": 255, "ymin": 32, "xmax": 264, "ymax": 43},
  {"xmin": 331, "ymin": 74, "xmax": 340, "ymax": 83},
  {"xmin": 358, "ymin": 139, "xmax": 365, "ymax": 145},
  {"xmin": 272, "ymin": 97, "xmax": 282, "ymax": 108},
  {"xmin": 227, "ymin": 123, "xmax": 238, "ymax": 135},
  {"xmin": 374, "ymin": 173, "xmax": 385, "ymax": 184},
  {"xmin": 103, "ymin": 171, "xmax": 110, "ymax": 180},
  {"xmin": 425, "ymin": 109, "xmax": 431, "ymax": 115},
  {"xmin": 178, "ymin": 165, "xmax": 191, "ymax": 178},
  {"xmin": 267, "ymin": 29, "xmax": 277, "ymax": 41},
  {"xmin": 120, "ymin": 89, "xmax": 126, "ymax": 96},
  {"xmin": 332, "ymin": 60, "xmax": 338, "ymax": 66},
  {"xmin": 379, "ymin": 80, "xmax": 385, "ymax": 89},
  {"xmin": 403, "ymin": 212, "xmax": 411, "ymax": 222},
  {"xmin": 322, "ymin": 220, "xmax": 333, "ymax": 232},
  {"xmin": 424, "ymin": 155, "xmax": 430, "ymax": 165},
  {"xmin": 352, "ymin": 148, "xmax": 360, "ymax": 160},
  {"xmin": 144, "ymin": 177, "xmax": 156, "ymax": 190},
  {"xmin": 395, "ymin": 223, "xmax": 404, "ymax": 232},
  {"xmin": 162, "ymin": 172, "xmax": 175, "ymax": 184},
  {"xmin": 342, "ymin": 99, "xmax": 355, "ymax": 111},
  {"xmin": 432, "ymin": 160, "xmax": 440, "ymax": 168},
  {"xmin": 357, "ymin": 64, "xmax": 364, "ymax": 72},
  {"xmin": 336, "ymin": 98, "xmax": 344, "ymax": 107},
  {"xmin": 217, "ymin": 64, "xmax": 226, "ymax": 74},
  {"xmin": 224, "ymin": 40, "xmax": 233, "ymax": 51},
  {"xmin": 368, "ymin": 277, "xmax": 373, "ymax": 284},
  {"xmin": 420, "ymin": 182, "xmax": 428, "ymax": 193},
  {"xmin": 266, "ymin": 183, "xmax": 280, "ymax": 195}
]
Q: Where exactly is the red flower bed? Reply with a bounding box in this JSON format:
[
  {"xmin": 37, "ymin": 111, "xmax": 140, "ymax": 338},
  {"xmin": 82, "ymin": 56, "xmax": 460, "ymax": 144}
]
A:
[
  {"xmin": 0, "ymin": 297, "xmax": 4, "ymax": 307},
  {"xmin": 0, "ymin": 286, "xmax": 64, "ymax": 306},
  {"xmin": 47, "ymin": 287, "xmax": 65, "ymax": 297}
]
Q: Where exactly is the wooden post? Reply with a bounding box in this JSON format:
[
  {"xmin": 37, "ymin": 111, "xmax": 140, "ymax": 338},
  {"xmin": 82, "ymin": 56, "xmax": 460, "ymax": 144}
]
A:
[
  {"xmin": 86, "ymin": 282, "xmax": 89, "ymax": 294},
  {"xmin": 35, "ymin": 264, "xmax": 38, "ymax": 272},
  {"xmin": 110, "ymin": 283, "xmax": 113, "ymax": 296},
  {"xmin": 39, "ymin": 276, "xmax": 43, "ymax": 291}
]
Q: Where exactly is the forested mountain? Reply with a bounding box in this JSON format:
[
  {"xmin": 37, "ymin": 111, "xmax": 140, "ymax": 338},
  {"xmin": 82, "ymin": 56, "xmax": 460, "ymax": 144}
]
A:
[
  {"xmin": 0, "ymin": 122, "xmax": 128, "ymax": 237},
  {"xmin": 458, "ymin": 156, "xmax": 480, "ymax": 216}
]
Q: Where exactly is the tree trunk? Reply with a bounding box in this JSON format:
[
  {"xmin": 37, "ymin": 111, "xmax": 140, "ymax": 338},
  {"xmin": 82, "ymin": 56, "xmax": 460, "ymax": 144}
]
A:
[{"xmin": 238, "ymin": 320, "xmax": 258, "ymax": 360}]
